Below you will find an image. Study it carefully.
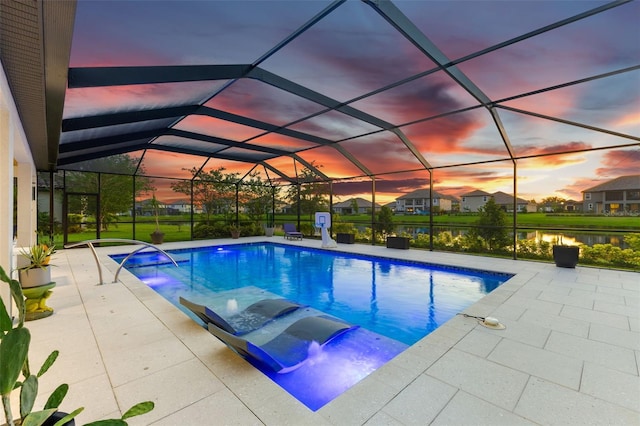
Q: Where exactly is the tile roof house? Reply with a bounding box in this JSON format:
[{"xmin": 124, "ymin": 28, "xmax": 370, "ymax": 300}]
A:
[
  {"xmin": 461, "ymin": 190, "xmax": 536, "ymax": 212},
  {"xmin": 540, "ymin": 199, "xmax": 583, "ymax": 213},
  {"xmin": 395, "ymin": 189, "xmax": 456, "ymax": 214},
  {"xmin": 491, "ymin": 191, "xmax": 537, "ymax": 213},
  {"xmin": 582, "ymin": 175, "xmax": 640, "ymax": 214},
  {"xmin": 383, "ymin": 201, "xmax": 397, "ymax": 212},
  {"xmin": 135, "ymin": 198, "xmax": 167, "ymax": 216},
  {"xmin": 460, "ymin": 190, "xmax": 492, "ymax": 212},
  {"xmin": 332, "ymin": 197, "xmax": 380, "ymax": 214},
  {"xmin": 563, "ymin": 199, "xmax": 582, "ymax": 212},
  {"xmin": 169, "ymin": 200, "xmax": 204, "ymax": 214}
]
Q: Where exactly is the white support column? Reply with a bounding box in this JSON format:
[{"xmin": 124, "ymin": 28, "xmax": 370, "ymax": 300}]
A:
[
  {"xmin": 0, "ymin": 76, "xmax": 14, "ymax": 306},
  {"xmin": 1, "ymin": 59, "xmax": 37, "ymax": 311},
  {"xmin": 16, "ymin": 161, "xmax": 37, "ymax": 248}
]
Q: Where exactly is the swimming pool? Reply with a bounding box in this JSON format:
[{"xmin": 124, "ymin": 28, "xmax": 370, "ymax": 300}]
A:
[{"xmin": 113, "ymin": 242, "xmax": 512, "ymax": 410}]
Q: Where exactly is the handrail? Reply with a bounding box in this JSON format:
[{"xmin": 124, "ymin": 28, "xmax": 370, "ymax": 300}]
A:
[{"xmin": 64, "ymin": 239, "xmax": 179, "ymax": 285}]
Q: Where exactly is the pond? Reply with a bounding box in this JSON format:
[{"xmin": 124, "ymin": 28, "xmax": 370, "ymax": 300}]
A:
[{"xmin": 398, "ymin": 226, "xmax": 634, "ymax": 249}]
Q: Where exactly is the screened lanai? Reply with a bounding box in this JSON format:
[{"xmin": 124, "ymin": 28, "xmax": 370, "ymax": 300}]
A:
[
  {"xmin": 2, "ymin": 0, "xmax": 639, "ymax": 261},
  {"xmin": 2, "ymin": 2, "xmax": 640, "ymax": 424}
]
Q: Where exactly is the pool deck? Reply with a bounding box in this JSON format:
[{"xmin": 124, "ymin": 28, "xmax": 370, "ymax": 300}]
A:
[{"xmin": 17, "ymin": 237, "xmax": 640, "ymax": 425}]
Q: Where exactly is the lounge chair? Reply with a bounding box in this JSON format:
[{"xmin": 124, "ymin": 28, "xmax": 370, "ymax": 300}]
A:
[
  {"xmin": 179, "ymin": 296, "xmax": 303, "ymax": 335},
  {"xmin": 283, "ymin": 223, "xmax": 303, "ymax": 240},
  {"xmin": 207, "ymin": 315, "xmax": 358, "ymax": 373}
]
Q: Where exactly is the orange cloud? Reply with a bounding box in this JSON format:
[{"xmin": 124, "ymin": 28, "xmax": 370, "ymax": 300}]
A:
[
  {"xmin": 613, "ymin": 112, "xmax": 640, "ymax": 128},
  {"xmin": 176, "ymin": 115, "xmax": 263, "ymax": 141}
]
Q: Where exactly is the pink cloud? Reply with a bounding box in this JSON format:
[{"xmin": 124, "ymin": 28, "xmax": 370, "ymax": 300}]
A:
[{"xmin": 595, "ymin": 149, "xmax": 640, "ymax": 177}]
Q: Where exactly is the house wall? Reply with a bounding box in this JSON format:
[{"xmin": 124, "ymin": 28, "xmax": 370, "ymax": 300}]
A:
[
  {"xmin": 584, "ymin": 188, "xmax": 640, "ymax": 214},
  {"xmin": 1, "ymin": 63, "xmax": 38, "ymax": 308},
  {"xmin": 462, "ymin": 196, "xmax": 487, "ymax": 212},
  {"xmin": 332, "ymin": 206, "xmax": 348, "ymax": 214},
  {"xmin": 584, "ymin": 191, "xmax": 605, "ymax": 213},
  {"xmin": 396, "ymin": 197, "xmax": 452, "ymax": 213}
]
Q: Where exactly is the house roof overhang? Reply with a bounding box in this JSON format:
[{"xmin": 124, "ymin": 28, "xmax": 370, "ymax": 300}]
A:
[{"xmin": 0, "ymin": 0, "xmax": 76, "ymax": 171}]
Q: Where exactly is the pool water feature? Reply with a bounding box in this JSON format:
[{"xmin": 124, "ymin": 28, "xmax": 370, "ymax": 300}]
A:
[{"xmin": 112, "ymin": 243, "xmax": 512, "ymax": 410}]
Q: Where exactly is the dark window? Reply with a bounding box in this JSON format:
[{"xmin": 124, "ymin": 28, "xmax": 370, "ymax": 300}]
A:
[
  {"xmin": 605, "ymin": 191, "xmax": 624, "ymax": 200},
  {"xmin": 626, "ymin": 190, "xmax": 640, "ymax": 200}
]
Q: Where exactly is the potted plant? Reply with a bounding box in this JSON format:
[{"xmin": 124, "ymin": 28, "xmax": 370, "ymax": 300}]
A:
[
  {"xmin": 1, "ymin": 265, "xmax": 155, "ymax": 426},
  {"xmin": 18, "ymin": 244, "xmax": 55, "ymax": 288},
  {"xmin": 149, "ymin": 194, "xmax": 165, "ymax": 244},
  {"xmin": 552, "ymin": 236, "xmax": 579, "ymax": 268},
  {"xmin": 229, "ymin": 223, "xmax": 241, "ymax": 239},
  {"xmin": 264, "ymin": 212, "xmax": 275, "ymax": 237}
]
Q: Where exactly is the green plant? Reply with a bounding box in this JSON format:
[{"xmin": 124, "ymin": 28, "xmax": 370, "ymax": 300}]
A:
[
  {"xmin": 36, "ymin": 229, "xmax": 59, "ymax": 252},
  {"xmin": 473, "ymin": 198, "xmax": 510, "ymax": 251},
  {"xmin": 624, "ymin": 233, "xmax": 640, "ymax": 251},
  {"xmin": 1, "ymin": 265, "xmax": 154, "ymax": 425},
  {"xmin": 19, "ymin": 244, "xmax": 55, "ymax": 270},
  {"xmin": 374, "ymin": 206, "xmax": 395, "ymax": 236},
  {"xmin": 229, "ymin": 223, "xmax": 241, "ymax": 238}
]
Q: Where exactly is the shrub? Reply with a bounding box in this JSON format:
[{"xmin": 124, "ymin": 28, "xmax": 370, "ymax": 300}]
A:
[
  {"xmin": 474, "ymin": 198, "xmax": 510, "ymax": 250},
  {"xmin": 67, "ymin": 214, "xmax": 83, "ymax": 233},
  {"xmin": 332, "ymin": 221, "xmax": 356, "ymax": 234},
  {"xmin": 374, "ymin": 206, "xmax": 395, "ymax": 236},
  {"xmin": 299, "ymin": 223, "xmax": 315, "ymax": 236},
  {"xmin": 624, "ymin": 233, "xmax": 640, "ymax": 251},
  {"xmin": 412, "ymin": 233, "xmax": 431, "ymax": 249},
  {"xmin": 580, "ymin": 244, "xmax": 640, "ymax": 269},
  {"xmin": 193, "ymin": 223, "xmax": 227, "ymax": 239},
  {"xmin": 516, "ymin": 239, "xmax": 552, "ymax": 260}
]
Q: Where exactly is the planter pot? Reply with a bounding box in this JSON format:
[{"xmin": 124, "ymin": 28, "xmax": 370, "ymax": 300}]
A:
[
  {"xmin": 553, "ymin": 245, "xmax": 579, "ymax": 268},
  {"xmin": 150, "ymin": 230, "xmax": 165, "ymax": 244},
  {"xmin": 230, "ymin": 230, "xmax": 240, "ymax": 239},
  {"xmin": 386, "ymin": 236, "xmax": 410, "ymax": 249},
  {"xmin": 336, "ymin": 233, "xmax": 355, "ymax": 244},
  {"xmin": 22, "ymin": 282, "xmax": 56, "ymax": 321},
  {"xmin": 4, "ymin": 411, "xmax": 75, "ymax": 426},
  {"xmin": 42, "ymin": 411, "xmax": 75, "ymax": 426},
  {"xmin": 265, "ymin": 227, "xmax": 275, "ymax": 237},
  {"xmin": 19, "ymin": 266, "xmax": 52, "ymax": 288}
]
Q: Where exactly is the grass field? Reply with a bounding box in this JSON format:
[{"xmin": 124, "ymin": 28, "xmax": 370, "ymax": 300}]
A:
[
  {"xmin": 335, "ymin": 213, "xmax": 639, "ymax": 229},
  {"xmin": 55, "ymin": 212, "xmax": 638, "ymax": 247}
]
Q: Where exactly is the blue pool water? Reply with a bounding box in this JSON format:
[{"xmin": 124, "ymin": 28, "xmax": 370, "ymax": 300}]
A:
[{"xmin": 112, "ymin": 242, "xmax": 512, "ymax": 410}]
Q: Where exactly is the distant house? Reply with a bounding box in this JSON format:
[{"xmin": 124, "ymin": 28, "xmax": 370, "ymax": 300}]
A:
[
  {"xmin": 461, "ymin": 190, "xmax": 535, "ymax": 212},
  {"xmin": 539, "ymin": 199, "xmax": 582, "ymax": 213},
  {"xmin": 461, "ymin": 190, "xmax": 492, "ymax": 212},
  {"xmin": 383, "ymin": 202, "xmax": 397, "ymax": 213},
  {"xmin": 395, "ymin": 189, "xmax": 455, "ymax": 214},
  {"xmin": 169, "ymin": 200, "xmax": 192, "ymax": 214},
  {"xmin": 564, "ymin": 199, "xmax": 582, "ymax": 212},
  {"xmin": 332, "ymin": 197, "xmax": 380, "ymax": 214},
  {"xmin": 135, "ymin": 198, "xmax": 167, "ymax": 216},
  {"xmin": 582, "ymin": 175, "xmax": 640, "ymax": 214},
  {"xmin": 491, "ymin": 191, "xmax": 537, "ymax": 213}
]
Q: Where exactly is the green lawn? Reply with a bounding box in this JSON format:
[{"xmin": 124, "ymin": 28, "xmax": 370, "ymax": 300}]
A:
[
  {"xmin": 337, "ymin": 213, "xmax": 639, "ymax": 229},
  {"xmin": 63, "ymin": 222, "xmax": 192, "ymax": 245}
]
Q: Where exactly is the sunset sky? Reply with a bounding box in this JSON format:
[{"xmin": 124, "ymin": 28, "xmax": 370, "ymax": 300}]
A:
[{"xmin": 61, "ymin": 0, "xmax": 640, "ymax": 204}]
